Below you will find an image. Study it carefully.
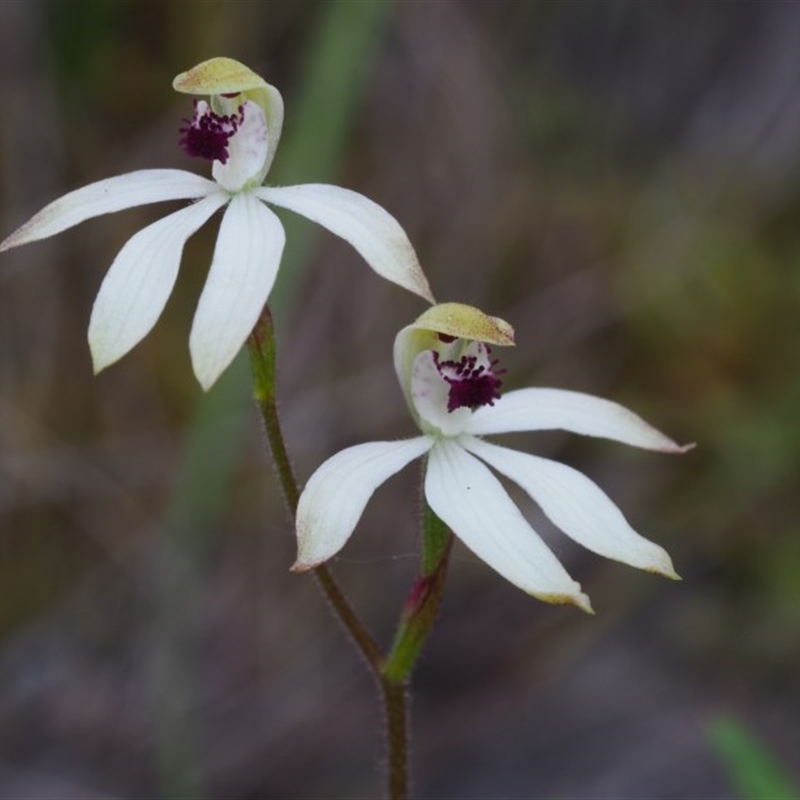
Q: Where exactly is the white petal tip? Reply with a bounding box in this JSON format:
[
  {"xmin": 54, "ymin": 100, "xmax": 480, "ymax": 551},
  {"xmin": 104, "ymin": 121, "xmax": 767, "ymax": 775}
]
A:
[
  {"xmin": 192, "ymin": 359, "xmax": 223, "ymax": 392},
  {"xmin": 89, "ymin": 343, "xmax": 115, "ymax": 376},
  {"xmin": 535, "ymin": 590, "xmax": 594, "ymax": 615},
  {"xmin": 190, "ymin": 343, "xmax": 219, "ymax": 390},
  {"xmin": 648, "ymin": 562, "xmax": 682, "ymax": 581},
  {"xmin": 649, "ymin": 437, "xmax": 696, "ymax": 454},
  {"xmin": 290, "ymin": 558, "xmax": 319, "ymax": 573},
  {"xmin": 579, "ymin": 599, "xmax": 595, "ymax": 615},
  {"xmin": 407, "ymin": 274, "xmax": 435, "ymax": 305},
  {"xmin": 656, "ymin": 439, "xmax": 696, "ymax": 454},
  {"xmin": 0, "ymin": 226, "xmax": 30, "ymax": 252},
  {"xmin": 634, "ymin": 543, "xmax": 680, "ymax": 580}
]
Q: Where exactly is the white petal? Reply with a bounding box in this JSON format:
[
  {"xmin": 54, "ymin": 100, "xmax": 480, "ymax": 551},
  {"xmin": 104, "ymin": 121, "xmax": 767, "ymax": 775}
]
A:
[
  {"xmin": 461, "ymin": 436, "xmax": 678, "ymax": 578},
  {"xmin": 189, "ymin": 194, "xmax": 285, "ymax": 390},
  {"xmin": 256, "ymin": 184, "xmax": 434, "ymax": 302},
  {"xmin": 410, "ymin": 351, "xmax": 472, "ymax": 436},
  {"xmin": 212, "ymin": 101, "xmax": 269, "ymax": 192},
  {"xmin": 466, "ymin": 388, "xmax": 692, "ymax": 452},
  {"xmin": 0, "ymin": 170, "xmax": 218, "ymax": 252},
  {"xmin": 294, "ymin": 437, "xmax": 433, "ymax": 570},
  {"xmin": 425, "ymin": 439, "xmax": 592, "ymax": 612},
  {"xmin": 88, "ymin": 194, "xmax": 229, "ymax": 373}
]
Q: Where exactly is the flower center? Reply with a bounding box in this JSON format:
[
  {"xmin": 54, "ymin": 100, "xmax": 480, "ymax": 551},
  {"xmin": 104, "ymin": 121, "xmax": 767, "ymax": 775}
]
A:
[
  {"xmin": 179, "ymin": 100, "xmax": 244, "ymax": 164},
  {"xmin": 433, "ymin": 345, "xmax": 504, "ymax": 412}
]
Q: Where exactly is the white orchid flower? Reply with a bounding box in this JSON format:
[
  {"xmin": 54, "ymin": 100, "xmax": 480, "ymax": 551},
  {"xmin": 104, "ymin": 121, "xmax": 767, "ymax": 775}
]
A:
[
  {"xmin": 295, "ymin": 303, "xmax": 692, "ymax": 613},
  {"xmin": 0, "ymin": 57, "xmax": 433, "ymax": 389}
]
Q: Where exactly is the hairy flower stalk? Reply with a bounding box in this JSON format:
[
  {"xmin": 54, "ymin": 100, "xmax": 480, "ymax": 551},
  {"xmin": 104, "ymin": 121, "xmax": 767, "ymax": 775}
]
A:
[
  {"xmin": 247, "ymin": 306, "xmax": 425, "ymax": 800},
  {"xmin": 246, "ymin": 307, "xmax": 385, "ymax": 670},
  {"xmin": 296, "ymin": 303, "xmax": 693, "ymax": 612},
  {"xmin": 0, "ymin": 57, "xmax": 433, "ymax": 389}
]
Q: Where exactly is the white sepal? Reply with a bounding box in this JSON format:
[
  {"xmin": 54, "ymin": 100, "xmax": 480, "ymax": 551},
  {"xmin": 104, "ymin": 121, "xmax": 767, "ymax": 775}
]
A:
[
  {"xmin": 425, "ymin": 439, "xmax": 592, "ymax": 612},
  {"xmin": 257, "ymin": 183, "xmax": 434, "ymax": 302},
  {"xmin": 466, "ymin": 388, "xmax": 692, "ymax": 452},
  {"xmin": 89, "ymin": 193, "xmax": 228, "ymax": 373},
  {"xmin": 294, "ymin": 437, "xmax": 433, "ymax": 570},
  {"xmin": 461, "ymin": 437, "xmax": 678, "ymax": 578},
  {"xmin": 189, "ymin": 194, "xmax": 285, "ymax": 390},
  {"xmin": 0, "ymin": 170, "xmax": 218, "ymax": 252}
]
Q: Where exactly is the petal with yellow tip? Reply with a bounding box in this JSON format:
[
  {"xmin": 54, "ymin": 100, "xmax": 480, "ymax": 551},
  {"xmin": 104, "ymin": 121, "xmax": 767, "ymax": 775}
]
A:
[
  {"xmin": 425, "ymin": 438, "xmax": 593, "ymax": 613},
  {"xmin": 461, "ymin": 436, "xmax": 679, "ymax": 579}
]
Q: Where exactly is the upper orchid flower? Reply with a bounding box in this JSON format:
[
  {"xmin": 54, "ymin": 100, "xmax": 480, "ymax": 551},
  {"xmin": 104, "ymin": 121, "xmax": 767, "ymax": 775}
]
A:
[
  {"xmin": 295, "ymin": 303, "xmax": 692, "ymax": 613},
  {"xmin": 0, "ymin": 57, "xmax": 433, "ymax": 389}
]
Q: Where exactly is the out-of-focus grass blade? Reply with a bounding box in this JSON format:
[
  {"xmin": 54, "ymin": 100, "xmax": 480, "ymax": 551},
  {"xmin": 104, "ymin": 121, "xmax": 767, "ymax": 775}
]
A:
[
  {"xmin": 153, "ymin": 356, "xmax": 251, "ymax": 799},
  {"xmin": 710, "ymin": 715, "xmax": 799, "ymax": 800},
  {"xmin": 154, "ymin": 2, "xmax": 394, "ymax": 797},
  {"xmin": 268, "ymin": 0, "xmax": 393, "ymax": 316}
]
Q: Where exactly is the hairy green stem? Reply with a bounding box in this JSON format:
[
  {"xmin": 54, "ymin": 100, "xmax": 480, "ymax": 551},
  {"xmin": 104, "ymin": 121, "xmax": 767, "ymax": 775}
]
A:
[
  {"xmin": 382, "ymin": 679, "xmax": 410, "ymax": 800},
  {"xmin": 380, "ymin": 480, "xmax": 454, "ymax": 798},
  {"xmin": 247, "ymin": 307, "xmax": 383, "ymax": 671}
]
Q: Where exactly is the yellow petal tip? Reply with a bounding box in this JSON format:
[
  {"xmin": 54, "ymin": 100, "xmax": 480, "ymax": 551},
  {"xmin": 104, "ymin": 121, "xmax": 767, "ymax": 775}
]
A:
[
  {"xmin": 661, "ymin": 567, "xmax": 682, "ymax": 582},
  {"xmin": 535, "ymin": 590, "xmax": 595, "ymax": 615}
]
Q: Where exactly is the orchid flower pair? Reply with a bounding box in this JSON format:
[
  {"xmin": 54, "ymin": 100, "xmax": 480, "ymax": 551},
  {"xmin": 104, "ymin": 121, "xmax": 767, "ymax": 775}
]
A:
[{"xmin": 0, "ymin": 58, "xmax": 689, "ymax": 610}]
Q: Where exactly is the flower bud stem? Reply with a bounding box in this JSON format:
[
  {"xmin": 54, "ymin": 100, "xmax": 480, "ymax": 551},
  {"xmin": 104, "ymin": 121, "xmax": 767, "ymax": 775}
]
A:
[{"xmin": 382, "ymin": 509, "xmax": 452, "ymax": 684}]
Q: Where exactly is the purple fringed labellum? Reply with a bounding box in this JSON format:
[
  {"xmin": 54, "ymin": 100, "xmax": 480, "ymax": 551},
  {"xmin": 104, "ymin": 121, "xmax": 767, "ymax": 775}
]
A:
[
  {"xmin": 434, "ymin": 345, "xmax": 505, "ymax": 412},
  {"xmin": 179, "ymin": 100, "xmax": 244, "ymax": 164}
]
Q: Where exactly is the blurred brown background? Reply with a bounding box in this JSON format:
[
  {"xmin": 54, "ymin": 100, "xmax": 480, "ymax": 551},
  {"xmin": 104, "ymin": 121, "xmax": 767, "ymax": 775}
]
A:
[{"xmin": 1, "ymin": 1, "xmax": 799, "ymax": 797}]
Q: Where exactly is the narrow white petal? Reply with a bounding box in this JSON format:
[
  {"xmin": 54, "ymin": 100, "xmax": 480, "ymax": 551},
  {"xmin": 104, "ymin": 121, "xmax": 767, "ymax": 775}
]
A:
[
  {"xmin": 88, "ymin": 194, "xmax": 228, "ymax": 373},
  {"xmin": 425, "ymin": 439, "xmax": 592, "ymax": 612},
  {"xmin": 466, "ymin": 388, "xmax": 692, "ymax": 452},
  {"xmin": 294, "ymin": 437, "xmax": 433, "ymax": 570},
  {"xmin": 0, "ymin": 170, "xmax": 219, "ymax": 252},
  {"xmin": 256, "ymin": 184, "xmax": 434, "ymax": 302},
  {"xmin": 190, "ymin": 194, "xmax": 285, "ymax": 390},
  {"xmin": 461, "ymin": 437, "xmax": 678, "ymax": 578}
]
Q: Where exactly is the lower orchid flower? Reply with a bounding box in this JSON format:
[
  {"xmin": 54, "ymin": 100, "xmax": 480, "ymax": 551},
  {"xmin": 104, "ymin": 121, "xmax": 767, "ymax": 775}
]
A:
[
  {"xmin": 0, "ymin": 57, "xmax": 433, "ymax": 390},
  {"xmin": 294, "ymin": 303, "xmax": 693, "ymax": 612}
]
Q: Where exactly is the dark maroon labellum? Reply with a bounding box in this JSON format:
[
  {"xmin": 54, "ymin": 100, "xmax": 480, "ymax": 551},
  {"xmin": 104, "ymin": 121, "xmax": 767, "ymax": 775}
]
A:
[
  {"xmin": 434, "ymin": 347, "xmax": 505, "ymax": 412},
  {"xmin": 179, "ymin": 101, "xmax": 244, "ymax": 164}
]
